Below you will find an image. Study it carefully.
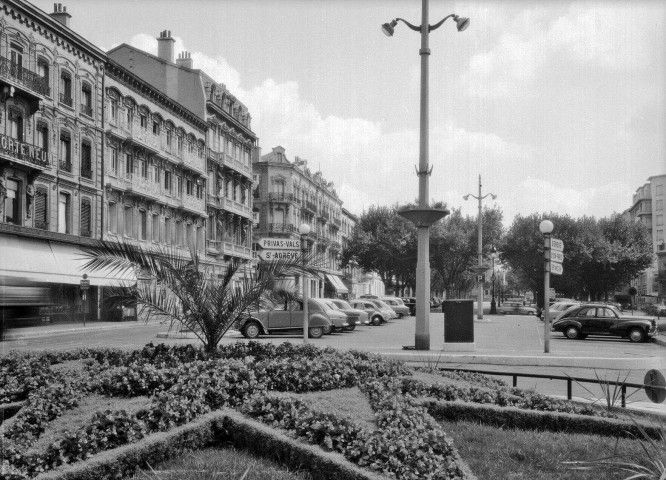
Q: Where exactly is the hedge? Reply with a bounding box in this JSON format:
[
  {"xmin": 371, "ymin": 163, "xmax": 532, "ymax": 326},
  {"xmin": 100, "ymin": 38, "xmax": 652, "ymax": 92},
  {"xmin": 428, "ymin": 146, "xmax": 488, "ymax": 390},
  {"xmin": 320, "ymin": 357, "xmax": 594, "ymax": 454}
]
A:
[{"xmin": 421, "ymin": 398, "xmax": 663, "ymax": 439}]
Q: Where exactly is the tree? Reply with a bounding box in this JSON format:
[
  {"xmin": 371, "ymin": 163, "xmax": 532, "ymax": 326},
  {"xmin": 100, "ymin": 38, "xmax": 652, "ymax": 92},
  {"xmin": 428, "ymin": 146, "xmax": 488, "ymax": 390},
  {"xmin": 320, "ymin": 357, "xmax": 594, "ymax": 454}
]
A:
[{"xmin": 79, "ymin": 239, "xmax": 315, "ymax": 353}]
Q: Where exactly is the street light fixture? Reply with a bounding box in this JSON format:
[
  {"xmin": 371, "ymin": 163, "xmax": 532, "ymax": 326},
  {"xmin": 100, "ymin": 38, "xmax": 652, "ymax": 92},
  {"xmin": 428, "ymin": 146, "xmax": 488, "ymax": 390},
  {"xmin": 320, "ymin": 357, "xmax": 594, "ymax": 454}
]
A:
[
  {"xmin": 464, "ymin": 175, "xmax": 496, "ymax": 321},
  {"xmin": 539, "ymin": 219, "xmax": 554, "ymax": 353},
  {"xmin": 299, "ymin": 223, "xmax": 311, "ymax": 343},
  {"xmin": 383, "ymin": 0, "xmax": 469, "ymax": 351}
]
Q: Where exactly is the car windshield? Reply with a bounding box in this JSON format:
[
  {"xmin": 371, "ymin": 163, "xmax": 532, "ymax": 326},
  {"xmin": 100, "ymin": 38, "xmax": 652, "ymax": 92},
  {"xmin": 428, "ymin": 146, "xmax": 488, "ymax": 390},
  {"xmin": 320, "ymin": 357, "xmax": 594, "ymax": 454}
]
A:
[
  {"xmin": 317, "ymin": 300, "xmax": 334, "ymax": 311},
  {"xmin": 324, "ymin": 301, "xmax": 339, "ymax": 310},
  {"xmin": 334, "ymin": 300, "xmax": 353, "ymax": 309}
]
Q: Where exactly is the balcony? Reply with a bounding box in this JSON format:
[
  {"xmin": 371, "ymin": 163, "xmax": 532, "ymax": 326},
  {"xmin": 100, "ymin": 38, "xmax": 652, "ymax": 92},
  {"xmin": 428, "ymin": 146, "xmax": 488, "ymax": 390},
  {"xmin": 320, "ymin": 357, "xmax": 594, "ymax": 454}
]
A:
[
  {"xmin": 333, "ymin": 217, "xmax": 341, "ymax": 227},
  {"xmin": 80, "ymin": 104, "xmax": 93, "ymax": 118},
  {"xmin": 269, "ymin": 223, "xmax": 296, "ymax": 233},
  {"xmin": 0, "ymin": 134, "xmax": 50, "ymax": 169},
  {"xmin": 268, "ymin": 192, "xmax": 294, "ymax": 203},
  {"xmin": 0, "ymin": 56, "xmax": 50, "ymax": 112},
  {"xmin": 59, "ymin": 93, "xmax": 73, "ymax": 108},
  {"xmin": 59, "ymin": 160, "xmax": 72, "ymax": 172},
  {"xmin": 178, "ymin": 193, "xmax": 206, "ymax": 214},
  {"xmin": 303, "ymin": 200, "xmax": 317, "ymax": 213}
]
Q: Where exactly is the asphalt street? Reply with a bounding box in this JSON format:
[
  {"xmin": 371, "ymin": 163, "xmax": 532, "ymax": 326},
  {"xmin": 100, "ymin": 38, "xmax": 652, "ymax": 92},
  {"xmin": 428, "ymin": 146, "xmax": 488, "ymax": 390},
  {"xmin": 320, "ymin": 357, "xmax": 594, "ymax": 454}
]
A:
[{"xmin": 3, "ymin": 312, "xmax": 665, "ymax": 416}]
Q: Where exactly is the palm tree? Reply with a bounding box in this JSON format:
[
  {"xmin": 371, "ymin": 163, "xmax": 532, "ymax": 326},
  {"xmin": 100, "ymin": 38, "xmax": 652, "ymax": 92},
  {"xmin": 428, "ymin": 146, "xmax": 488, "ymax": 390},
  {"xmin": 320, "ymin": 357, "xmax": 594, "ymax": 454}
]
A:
[{"xmin": 78, "ymin": 239, "xmax": 317, "ymax": 353}]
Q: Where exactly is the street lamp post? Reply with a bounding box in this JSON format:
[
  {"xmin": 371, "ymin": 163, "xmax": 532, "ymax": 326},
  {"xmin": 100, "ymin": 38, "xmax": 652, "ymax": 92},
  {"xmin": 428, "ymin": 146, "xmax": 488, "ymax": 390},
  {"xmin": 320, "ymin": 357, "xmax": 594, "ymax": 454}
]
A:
[
  {"xmin": 299, "ymin": 223, "xmax": 311, "ymax": 343},
  {"xmin": 540, "ymin": 219, "xmax": 554, "ymax": 353},
  {"xmin": 464, "ymin": 175, "xmax": 495, "ymax": 321},
  {"xmin": 490, "ymin": 246, "xmax": 497, "ymax": 314},
  {"xmin": 382, "ymin": 1, "xmax": 469, "ymax": 350}
]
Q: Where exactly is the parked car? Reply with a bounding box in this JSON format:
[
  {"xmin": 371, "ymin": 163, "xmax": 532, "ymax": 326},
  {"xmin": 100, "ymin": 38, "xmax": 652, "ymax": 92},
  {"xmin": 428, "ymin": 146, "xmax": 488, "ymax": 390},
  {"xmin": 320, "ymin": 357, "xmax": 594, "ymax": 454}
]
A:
[
  {"xmin": 359, "ymin": 294, "xmax": 378, "ymax": 299},
  {"xmin": 496, "ymin": 301, "xmax": 537, "ymax": 316},
  {"xmin": 472, "ymin": 301, "xmax": 492, "ymax": 314},
  {"xmin": 349, "ymin": 299, "xmax": 391, "ymax": 326},
  {"xmin": 551, "ymin": 304, "xmax": 658, "ymax": 342},
  {"xmin": 402, "ymin": 297, "xmax": 416, "ymax": 316},
  {"xmin": 330, "ymin": 299, "xmax": 370, "ymax": 327},
  {"xmin": 365, "ymin": 299, "xmax": 398, "ymax": 320},
  {"xmin": 540, "ymin": 301, "xmax": 580, "ymax": 322},
  {"xmin": 319, "ymin": 300, "xmax": 355, "ymax": 334},
  {"xmin": 236, "ymin": 298, "xmax": 348, "ymax": 339},
  {"xmin": 379, "ymin": 297, "xmax": 410, "ymax": 318}
]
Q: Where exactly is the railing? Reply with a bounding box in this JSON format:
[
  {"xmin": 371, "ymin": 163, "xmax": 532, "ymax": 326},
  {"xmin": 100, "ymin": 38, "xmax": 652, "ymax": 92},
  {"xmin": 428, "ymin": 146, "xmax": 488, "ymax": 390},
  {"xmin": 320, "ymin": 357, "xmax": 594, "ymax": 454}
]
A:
[
  {"xmin": 435, "ymin": 367, "xmax": 665, "ymax": 409},
  {"xmin": 59, "ymin": 93, "xmax": 73, "ymax": 107},
  {"xmin": 59, "ymin": 160, "xmax": 72, "ymax": 172},
  {"xmin": 269, "ymin": 223, "xmax": 296, "ymax": 233},
  {"xmin": 0, "ymin": 56, "xmax": 50, "ymax": 96},
  {"xmin": 268, "ymin": 192, "xmax": 294, "ymax": 202},
  {"xmin": 80, "ymin": 228, "xmax": 91, "ymax": 238},
  {"xmin": 80, "ymin": 167, "xmax": 92, "ymax": 179},
  {"xmin": 80, "ymin": 104, "xmax": 93, "ymax": 117},
  {"xmin": 333, "ymin": 218, "xmax": 341, "ymax": 227},
  {"xmin": 304, "ymin": 200, "xmax": 317, "ymax": 212}
]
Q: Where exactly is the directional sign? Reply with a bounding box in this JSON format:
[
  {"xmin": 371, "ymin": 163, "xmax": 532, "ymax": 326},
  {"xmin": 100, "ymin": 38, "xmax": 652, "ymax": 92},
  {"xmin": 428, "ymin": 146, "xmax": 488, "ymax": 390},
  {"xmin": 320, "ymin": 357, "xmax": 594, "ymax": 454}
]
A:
[
  {"xmin": 549, "ymin": 262, "xmax": 563, "ymax": 275},
  {"xmin": 549, "ymin": 238, "xmax": 564, "ymax": 252},
  {"xmin": 257, "ymin": 238, "xmax": 301, "ymax": 250},
  {"xmin": 80, "ymin": 274, "xmax": 90, "ymax": 291},
  {"xmin": 257, "ymin": 250, "xmax": 301, "ymax": 261},
  {"xmin": 549, "ymin": 250, "xmax": 564, "ymax": 263}
]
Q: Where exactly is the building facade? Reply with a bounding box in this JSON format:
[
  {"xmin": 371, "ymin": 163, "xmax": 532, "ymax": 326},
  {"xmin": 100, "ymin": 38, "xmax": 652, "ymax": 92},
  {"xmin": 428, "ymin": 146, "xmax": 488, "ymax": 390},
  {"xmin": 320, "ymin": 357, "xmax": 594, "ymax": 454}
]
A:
[
  {"xmin": 0, "ymin": 1, "xmax": 107, "ymax": 323},
  {"xmin": 107, "ymin": 31, "xmax": 256, "ymax": 281},
  {"xmin": 623, "ymin": 174, "xmax": 666, "ymax": 305},
  {"xmin": 252, "ymin": 146, "xmax": 347, "ymax": 298}
]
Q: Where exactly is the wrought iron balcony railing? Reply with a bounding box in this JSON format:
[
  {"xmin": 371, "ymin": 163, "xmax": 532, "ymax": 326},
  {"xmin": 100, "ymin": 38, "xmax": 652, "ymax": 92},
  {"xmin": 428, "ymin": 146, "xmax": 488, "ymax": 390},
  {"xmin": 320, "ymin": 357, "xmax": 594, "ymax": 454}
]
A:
[
  {"xmin": 80, "ymin": 104, "xmax": 93, "ymax": 117},
  {"xmin": 59, "ymin": 93, "xmax": 73, "ymax": 107},
  {"xmin": 0, "ymin": 56, "xmax": 50, "ymax": 96},
  {"xmin": 59, "ymin": 160, "xmax": 72, "ymax": 172}
]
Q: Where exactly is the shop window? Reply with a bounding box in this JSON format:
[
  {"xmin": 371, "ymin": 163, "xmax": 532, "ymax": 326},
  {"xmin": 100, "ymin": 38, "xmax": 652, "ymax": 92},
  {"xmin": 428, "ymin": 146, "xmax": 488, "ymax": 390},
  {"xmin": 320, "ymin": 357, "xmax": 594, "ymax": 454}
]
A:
[
  {"xmin": 58, "ymin": 192, "xmax": 70, "ymax": 234},
  {"xmin": 80, "ymin": 198, "xmax": 91, "ymax": 237},
  {"xmin": 34, "ymin": 186, "xmax": 48, "ymax": 230}
]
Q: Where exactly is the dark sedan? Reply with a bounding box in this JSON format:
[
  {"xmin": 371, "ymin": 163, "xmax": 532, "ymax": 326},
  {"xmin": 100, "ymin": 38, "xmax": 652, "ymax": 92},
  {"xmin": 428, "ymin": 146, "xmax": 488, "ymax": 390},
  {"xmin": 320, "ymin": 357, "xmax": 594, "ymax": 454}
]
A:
[{"xmin": 551, "ymin": 304, "xmax": 658, "ymax": 342}]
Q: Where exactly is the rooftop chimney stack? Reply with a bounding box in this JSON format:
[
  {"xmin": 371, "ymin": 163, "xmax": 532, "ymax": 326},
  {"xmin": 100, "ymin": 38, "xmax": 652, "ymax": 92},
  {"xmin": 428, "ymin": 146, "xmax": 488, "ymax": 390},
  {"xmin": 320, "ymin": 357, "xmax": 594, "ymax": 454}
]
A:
[
  {"xmin": 176, "ymin": 51, "xmax": 193, "ymax": 69},
  {"xmin": 157, "ymin": 30, "xmax": 175, "ymax": 63},
  {"xmin": 49, "ymin": 3, "xmax": 71, "ymax": 27}
]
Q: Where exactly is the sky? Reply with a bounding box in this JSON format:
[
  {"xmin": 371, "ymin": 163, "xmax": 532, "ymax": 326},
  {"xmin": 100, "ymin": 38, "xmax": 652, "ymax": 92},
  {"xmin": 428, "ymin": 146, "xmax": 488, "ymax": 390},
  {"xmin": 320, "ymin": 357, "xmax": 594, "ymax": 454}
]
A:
[{"xmin": 32, "ymin": 0, "xmax": 665, "ymax": 225}]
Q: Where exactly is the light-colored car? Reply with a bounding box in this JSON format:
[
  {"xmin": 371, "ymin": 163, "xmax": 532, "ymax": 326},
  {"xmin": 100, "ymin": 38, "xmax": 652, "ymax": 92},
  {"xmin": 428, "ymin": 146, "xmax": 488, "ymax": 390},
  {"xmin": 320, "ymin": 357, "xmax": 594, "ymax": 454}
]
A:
[
  {"xmin": 380, "ymin": 297, "xmax": 410, "ymax": 318},
  {"xmin": 349, "ymin": 299, "xmax": 391, "ymax": 326},
  {"xmin": 330, "ymin": 299, "xmax": 369, "ymax": 328},
  {"xmin": 236, "ymin": 298, "xmax": 348, "ymax": 339},
  {"xmin": 321, "ymin": 299, "xmax": 359, "ymax": 332},
  {"xmin": 541, "ymin": 301, "xmax": 580, "ymax": 322},
  {"xmin": 496, "ymin": 301, "xmax": 538, "ymax": 316},
  {"xmin": 365, "ymin": 299, "xmax": 398, "ymax": 320}
]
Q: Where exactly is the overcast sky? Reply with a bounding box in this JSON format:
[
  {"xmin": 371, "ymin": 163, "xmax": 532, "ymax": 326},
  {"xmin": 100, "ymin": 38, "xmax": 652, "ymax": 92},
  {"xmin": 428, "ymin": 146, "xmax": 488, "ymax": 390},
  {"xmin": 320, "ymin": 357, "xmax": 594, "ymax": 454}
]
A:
[{"xmin": 33, "ymin": 0, "xmax": 665, "ymax": 225}]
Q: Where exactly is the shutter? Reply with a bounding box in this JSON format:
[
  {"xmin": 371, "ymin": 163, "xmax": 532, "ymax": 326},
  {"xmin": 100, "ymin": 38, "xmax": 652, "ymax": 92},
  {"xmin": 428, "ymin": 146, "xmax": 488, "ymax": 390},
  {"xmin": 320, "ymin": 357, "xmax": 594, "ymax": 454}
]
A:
[
  {"xmin": 81, "ymin": 199, "xmax": 91, "ymax": 237},
  {"xmin": 34, "ymin": 187, "xmax": 48, "ymax": 229}
]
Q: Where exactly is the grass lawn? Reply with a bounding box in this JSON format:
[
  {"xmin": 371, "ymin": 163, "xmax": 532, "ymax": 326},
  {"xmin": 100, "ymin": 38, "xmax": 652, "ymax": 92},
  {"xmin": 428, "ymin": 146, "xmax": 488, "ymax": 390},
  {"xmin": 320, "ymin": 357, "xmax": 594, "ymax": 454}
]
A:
[{"xmin": 1, "ymin": 343, "xmax": 663, "ymax": 480}]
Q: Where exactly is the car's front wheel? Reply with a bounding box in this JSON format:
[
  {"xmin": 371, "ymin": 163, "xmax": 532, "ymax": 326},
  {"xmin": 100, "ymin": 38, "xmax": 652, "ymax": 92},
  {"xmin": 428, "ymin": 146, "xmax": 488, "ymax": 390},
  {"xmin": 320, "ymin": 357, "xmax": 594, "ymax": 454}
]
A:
[
  {"xmin": 308, "ymin": 326, "xmax": 324, "ymax": 338},
  {"xmin": 371, "ymin": 315, "xmax": 382, "ymax": 326},
  {"xmin": 628, "ymin": 327, "xmax": 645, "ymax": 343},
  {"xmin": 565, "ymin": 326, "xmax": 581, "ymax": 340},
  {"xmin": 344, "ymin": 324, "xmax": 356, "ymax": 331},
  {"xmin": 242, "ymin": 322, "xmax": 261, "ymax": 339}
]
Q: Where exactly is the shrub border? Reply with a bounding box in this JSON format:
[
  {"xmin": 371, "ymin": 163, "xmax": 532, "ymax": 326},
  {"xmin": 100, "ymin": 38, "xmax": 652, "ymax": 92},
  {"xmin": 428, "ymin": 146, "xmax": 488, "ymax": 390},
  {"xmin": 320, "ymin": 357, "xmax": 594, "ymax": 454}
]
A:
[
  {"xmin": 35, "ymin": 409, "xmax": 393, "ymax": 480},
  {"xmin": 421, "ymin": 398, "xmax": 663, "ymax": 439}
]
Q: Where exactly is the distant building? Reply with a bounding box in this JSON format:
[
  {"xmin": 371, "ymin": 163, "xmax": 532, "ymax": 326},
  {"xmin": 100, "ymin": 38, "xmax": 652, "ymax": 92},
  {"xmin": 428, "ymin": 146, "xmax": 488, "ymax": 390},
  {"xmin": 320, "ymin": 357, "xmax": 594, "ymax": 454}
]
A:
[
  {"xmin": 623, "ymin": 174, "xmax": 665, "ymax": 305},
  {"xmin": 0, "ymin": 1, "xmax": 107, "ymax": 323},
  {"xmin": 252, "ymin": 146, "xmax": 347, "ymax": 298}
]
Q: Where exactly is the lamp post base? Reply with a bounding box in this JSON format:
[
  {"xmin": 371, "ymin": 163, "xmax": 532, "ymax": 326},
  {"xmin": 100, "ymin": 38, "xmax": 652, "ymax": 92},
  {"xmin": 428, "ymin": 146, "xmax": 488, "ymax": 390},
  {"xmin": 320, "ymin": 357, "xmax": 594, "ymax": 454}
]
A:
[{"xmin": 490, "ymin": 298, "xmax": 497, "ymax": 314}]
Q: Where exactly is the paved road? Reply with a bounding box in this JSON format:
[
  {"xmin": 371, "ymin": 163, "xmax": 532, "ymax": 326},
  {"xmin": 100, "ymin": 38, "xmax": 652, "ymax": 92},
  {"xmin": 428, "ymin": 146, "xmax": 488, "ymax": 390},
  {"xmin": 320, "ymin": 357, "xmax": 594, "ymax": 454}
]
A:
[{"xmin": 2, "ymin": 313, "xmax": 664, "ymax": 415}]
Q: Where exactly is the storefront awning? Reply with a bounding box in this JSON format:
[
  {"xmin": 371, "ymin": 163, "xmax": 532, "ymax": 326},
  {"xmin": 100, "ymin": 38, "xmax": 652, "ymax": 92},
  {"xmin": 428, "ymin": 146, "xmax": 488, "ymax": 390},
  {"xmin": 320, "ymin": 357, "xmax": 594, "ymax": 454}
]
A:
[
  {"xmin": 0, "ymin": 235, "xmax": 135, "ymax": 286},
  {"xmin": 325, "ymin": 274, "xmax": 349, "ymax": 293}
]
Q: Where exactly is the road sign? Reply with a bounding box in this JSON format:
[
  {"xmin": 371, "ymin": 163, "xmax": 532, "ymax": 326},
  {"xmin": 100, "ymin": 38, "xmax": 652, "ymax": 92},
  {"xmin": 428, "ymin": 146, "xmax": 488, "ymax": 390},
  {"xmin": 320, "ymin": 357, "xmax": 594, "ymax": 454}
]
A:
[
  {"xmin": 644, "ymin": 369, "xmax": 666, "ymax": 404},
  {"xmin": 549, "ymin": 250, "xmax": 564, "ymax": 263},
  {"xmin": 549, "ymin": 262, "xmax": 563, "ymax": 275},
  {"xmin": 257, "ymin": 238, "xmax": 301, "ymax": 250},
  {"xmin": 257, "ymin": 249, "xmax": 301, "ymax": 261},
  {"xmin": 80, "ymin": 278, "xmax": 90, "ymax": 291},
  {"xmin": 549, "ymin": 238, "xmax": 564, "ymax": 252},
  {"xmin": 476, "ymin": 275, "xmax": 484, "ymax": 283}
]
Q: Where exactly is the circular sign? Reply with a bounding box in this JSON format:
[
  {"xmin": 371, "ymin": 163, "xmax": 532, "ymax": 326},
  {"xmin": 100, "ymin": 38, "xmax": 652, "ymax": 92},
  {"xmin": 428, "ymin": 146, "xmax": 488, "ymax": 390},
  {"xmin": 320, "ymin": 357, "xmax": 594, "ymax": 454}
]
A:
[
  {"xmin": 628, "ymin": 287, "xmax": 638, "ymax": 296},
  {"xmin": 644, "ymin": 369, "xmax": 666, "ymax": 404}
]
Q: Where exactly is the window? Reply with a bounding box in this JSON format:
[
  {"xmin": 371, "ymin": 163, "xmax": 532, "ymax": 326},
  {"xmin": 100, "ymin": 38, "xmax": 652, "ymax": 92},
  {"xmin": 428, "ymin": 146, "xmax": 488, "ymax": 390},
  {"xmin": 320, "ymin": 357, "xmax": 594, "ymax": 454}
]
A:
[
  {"xmin": 125, "ymin": 153, "xmax": 133, "ymax": 177},
  {"xmin": 657, "ymin": 199, "xmax": 664, "ymax": 211},
  {"xmin": 59, "ymin": 132, "xmax": 71, "ymax": 171},
  {"xmin": 657, "ymin": 229, "xmax": 664, "ymax": 241},
  {"xmin": 10, "ymin": 42, "xmax": 23, "ymax": 67},
  {"xmin": 124, "ymin": 205, "xmax": 133, "ymax": 237},
  {"xmin": 177, "ymin": 176, "xmax": 183, "ymax": 197},
  {"xmin": 657, "ymin": 184, "xmax": 663, "ymax": 196},
  {"xmin": 58, "ymin": 192, "xmax": 70, "ymax": 234},
  {"xmin": 36, "ymin": 123, "xmax": 48, "ymax": 153},
  {"xmin": 8, "ymin": 109, "xmax": 24, "ymax": 142},
  {"xmin": 4, "ymin": 178, "xmax": 20, "ymax": 225},
  {"xmin": 152, "ymin": 120, "xmax": 160, "ymax": 136},
  {"xmin": 81, "ymin": 83, "xmax": 92, "ymax": 117},
  {"xmin": 166, "ymin": 128, "xmax": 172, "ymax": 147},
  {"xmin": 126, "ymin": 104, "xmax": 133, "ymax": 126},
  {"xmin": 81, "ymin": 141, "xmax": 92, "ymax": 179},
  {"xmin": 153, "ymin": 165, "xmax": 160, "ymax": 184},
  {"xmin": 176, "ymin": 220, "xmax": 183, "ymax": 246},
  {"xmin": 177, "ymin": 135, "xmax": 183, "ymax": 154},
  {"xmin": 657, "ymin": 215, "xmax": 664, "ymax": 226},
  {"xmin": 139, "ymin": 209, "xmax": 147, "ymax": 240},
  {"xmin": 164, "ymin": 171, "xmax": 172, "ymax": 193},
  {"xmin": 196, "ymin": 182, "xmax": 203, "ymax": 199},
  {"xmin": 226, "ymin": 137, "xmax": 232, "ymax": 156},
  {"xmin": 80, "ymin": 198, "xmax": 91, "ymax": 237},
  {"xmin": 60, "ymin": 72, "xmax": 72, "ymax": 106},
  {"xmin": 37, "ymin": 58, "xmax": 49, "ymax": 81},
  {"xmin": 34, "ymin": 186, "xmax": 48, "ymax": 230},
  {"xmin": 186, "ymin": 179, "xmax": 193, "ymax": 196},
  {"xmin": 139, "ymin": 159, "xmax": 148, "ymax": 179},
  {"xmin": 196, "ymin": 226, "xmax": 203, "ymax": 251},
  {"xmin": 108, "ymin": 202, "xmax": 118, "ymax": 233},
  {"xmin": 152, "ymin": 214, "xmax": 160, "ymax": 242},
  {"xmin": 140, "ymin": 112, "xmax": 148, "ymax": 129},
  {"xmin": 109, "ymin": 99, "xmax": 118, "ymax": 123},
  {"xmin": 164, "ymin": 217, "xmax": 171, "ymax": 244},
  {"xmin": 110, "ymin": 148, "xmax": 118, "ymax": 175}
]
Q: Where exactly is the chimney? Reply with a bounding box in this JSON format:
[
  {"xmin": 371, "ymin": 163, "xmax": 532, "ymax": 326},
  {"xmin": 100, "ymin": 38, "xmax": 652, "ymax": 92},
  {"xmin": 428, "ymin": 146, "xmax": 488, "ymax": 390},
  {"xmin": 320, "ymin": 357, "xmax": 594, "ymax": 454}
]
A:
[
  {"xmin": 156, "ymin": 30, "xmax": 175, "ymax": 63},
  {"xmin": 176, "ymin": 51, "xmax": 193, "ymax": 69},
  {"xmin": 50, "ymin": 3, "xmax": 71, "ymax": 27}
]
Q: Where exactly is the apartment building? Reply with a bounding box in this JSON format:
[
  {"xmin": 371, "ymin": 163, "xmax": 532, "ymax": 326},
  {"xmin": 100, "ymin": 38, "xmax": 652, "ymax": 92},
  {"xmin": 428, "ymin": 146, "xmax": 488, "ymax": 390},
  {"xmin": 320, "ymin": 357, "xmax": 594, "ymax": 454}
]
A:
[
  {"xmin": 252, "ymin": 146, "xmax": 347, "ymax": 298},
  {"xmin": 0, "ymin": 1, "xmax": 107, "ymax": 322},
  {"xmin": 624, "ymin": 174, "xmax": 666, "ymax": 304}
]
